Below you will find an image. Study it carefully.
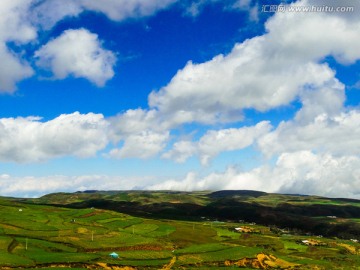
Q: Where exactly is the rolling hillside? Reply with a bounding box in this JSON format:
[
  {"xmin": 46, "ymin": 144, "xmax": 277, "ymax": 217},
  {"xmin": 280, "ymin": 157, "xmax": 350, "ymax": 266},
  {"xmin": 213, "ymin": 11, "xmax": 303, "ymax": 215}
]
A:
[
  {"xmin": 30, "ymin": 190, "xmax": 360, "ymax": 239},
  {"xmin": 0, "ymin": 190, "xmax": 359, "ymax": 269}
]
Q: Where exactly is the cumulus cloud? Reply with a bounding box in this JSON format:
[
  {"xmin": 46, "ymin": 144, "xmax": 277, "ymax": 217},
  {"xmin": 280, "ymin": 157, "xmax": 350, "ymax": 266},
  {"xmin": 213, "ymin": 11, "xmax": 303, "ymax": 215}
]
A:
[
  {"xmin": 106, "ymin": 109, "xmax": 171, "ymax": 159},
  {"xmin": 258, "ymin": 109, "xmax": 360, "ymax": 158},
  {"xmin": 149, "ymin": 38, "xmax": 336, "ymax": 124},
  {"xmin": 108, "ymin": 109, "xmax": 162, "ymax": 141},
  {"xmin": 149, "ymin": 0, "xmax": 360, "ymax": 124},
  {"xmin": 0, "ymin": 0, "xmax": 177, "ymax": 92},
  {"xmin": 294, "ymin": 79, "xmax": 345, "ymax": 123},
  {"xmin": 0, "ymin": 44, "xmax": 34, "ymax": 93},
  {"xmin": 111, "ymin": 0, "xmax": 360, "ymax": 163},
  {"xmin": 0, "ymin": 0, "xmax": 36, "ymax": 92},
  {"xmin": 0, "ymin": 0, "xmax": 36, "ymax": 42},
  {"xmin": 150, "ymin": 151, "xmax": 360, "ymax": 199},
  {"xmin": 0, "ymin": 112, "xmax": 108, "ymax": 162},
  {"xmin": 163, "ymin": 121, "xmax": 271, "ymax": 165},
  {"xmin": 196, "ymin": 121, "xmax": 271, "ymax": 165},
  {"xmin": 0, "ymin": 110, "xmax": 171, "ymax": 163},
  {"xmin": 108, "ymin": 130, "xmax": 170, "ymax": 159},
  {"xmin": 256, "ymin": 76, "xmax": 360, "ymax": 158},
  {"xmin": 265, "ymin": 0, "xmax": 360, "ymax": 64},
  {"xmin": 274, "ymin": 151, "xmax": 360, "ymax": 198},
  {"xmin": 35, "ymin": 29, "xmax": 116, "ymax": 86},
  {"xmin": 162, "ymin": 141, "xmax": 198, "ymax": 163}
]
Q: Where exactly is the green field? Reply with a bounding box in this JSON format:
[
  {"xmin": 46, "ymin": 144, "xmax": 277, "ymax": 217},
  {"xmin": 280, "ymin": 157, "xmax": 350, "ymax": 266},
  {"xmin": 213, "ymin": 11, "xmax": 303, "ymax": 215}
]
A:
[{"xmin": 0, "ymin": 191, "xmax": 360, "ymax": 269}]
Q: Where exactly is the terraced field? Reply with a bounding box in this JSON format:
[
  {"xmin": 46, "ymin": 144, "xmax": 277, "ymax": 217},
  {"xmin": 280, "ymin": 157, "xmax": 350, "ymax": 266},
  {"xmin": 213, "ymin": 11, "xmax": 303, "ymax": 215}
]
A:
[{"xmin": 0, "ymin": 193, "xmax": 360, "ymax": 269}]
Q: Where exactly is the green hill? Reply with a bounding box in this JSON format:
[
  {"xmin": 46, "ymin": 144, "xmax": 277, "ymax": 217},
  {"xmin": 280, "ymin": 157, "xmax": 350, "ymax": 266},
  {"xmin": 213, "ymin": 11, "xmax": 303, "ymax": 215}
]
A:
[
  {"xmin": 0, "ymin": 190, "xmax": 359, "ymax": 269},
  {"xmin": 30, "ymin": 190, "xmax": 360, "ymax": 239}
]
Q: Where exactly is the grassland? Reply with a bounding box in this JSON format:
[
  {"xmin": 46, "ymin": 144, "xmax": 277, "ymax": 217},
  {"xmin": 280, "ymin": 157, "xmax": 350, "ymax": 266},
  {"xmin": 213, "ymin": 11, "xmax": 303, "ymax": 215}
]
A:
[{"xmin": 0, "ymin": 190, "xmax": 359, "ymax": 269}]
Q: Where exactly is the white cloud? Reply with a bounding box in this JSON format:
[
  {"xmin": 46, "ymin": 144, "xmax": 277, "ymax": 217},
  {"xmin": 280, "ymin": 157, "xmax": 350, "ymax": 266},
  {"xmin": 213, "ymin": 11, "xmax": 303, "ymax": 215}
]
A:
[
  {"xmin": 78, "ymin": 0, "xmax": 177, "ymax": 21},
  {"xmin": 149, "ymin": 38, "xmax": 337, "ymax": 124},
  {"xmin": 108, "ymin": 2, "xmax": 359, "ymax": 161},
  {"xmin": 30, "ymin": 0, "xmax": 84, "ymax": 30},
  {"xmin": 93, "ymin": 107, "xmax": 269, "ymax": 162},
  {"xmin": 162, "ymin": 141, "xmax": 197, "ymax": 163},
  {"xmin": 0, "ymin": 0, "xmax": 36, "ymax": 92},
  {"xmin": 0, "ymin": 112, "xmax": 108, "ymax": 162},
  {"xmin": 258, "ymin": 109, "xmax": 360, "ymax": 158},
  {"xmin": 139, "ymin": 0, "xmax": 360, "ymax": 184},
  {"xmin": 0, "ymin": 174, "xmax": 155, "ymax": 198},
  {"xmin": 2, "ymin": 151, "xmax": 360, "ymax": 198},
  {"xmin": 147, "ymin": 165, "xmax": 271, "ymax": 192},
  {"xmin": 294, "ymin": 79, "xmax": 345, "ymax": 123},
  {"xmin": 108, "ymin": 109, "xmax": 162, "ymax": 141},
  {"xmin": 275, "ymin": 151, "xmax": 360, "ymax": 199},
  {"xmin": 107, "ymin": 109, "xmax": 171, "ymax": 159},
  {"xmin": 0, "ymin": 0, "xmax": 177, "ymax": 92},
  {"xmin": 0, "ymin": 44, "xmax": 34, "ymax": 93},
  {"xmin": 0, "ymin": 110, "xmax": 171, "ymax": 163},
  {"xmin": 35, "ymin": 29, "xmax": 116, "ymax": 86},
  {"xmin": 0, "ymin": 0, "xmax": 36, "ymax": 43},
  {"xmin": 307, "ymin": 0, "xmax": 360, "ymax": 21},
  {"xmin": 197, "ymin": 121, "xmax": 271, "ymax": 165},
  {"xmin": 265, "ymin": 0, "xmax": 360, "ymax": 64},
  {"xmin": 108, "ymin": 130, "xmax": 170, "ymax": 159},
  {"xmin": 149, "ymin": 0, "xmax": 360, "ymax": 125},
  {"xmin": 150, "ymin": 151, "xmax": 360, "ymax": 199},
  {"xmin": 163, "ymin": 121, "xmax": 271, "ymax": 165},
  {"xmin": 256, "ymin": 75, "xmax": 360, "ymax": 158},
  {"xmin": 32, "ymin": 0, "xmax": 177, "ymax": 29},
  {"xmin": 111, "ymin": 0, "xmax": 360, "ymax": 163}
]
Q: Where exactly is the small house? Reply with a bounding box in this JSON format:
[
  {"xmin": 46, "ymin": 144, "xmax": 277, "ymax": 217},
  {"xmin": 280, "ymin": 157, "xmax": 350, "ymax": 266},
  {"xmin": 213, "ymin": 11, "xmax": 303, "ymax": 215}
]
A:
[{"xmin": 109, "ymin": 252, "xmax": 119, "ymax": 259}]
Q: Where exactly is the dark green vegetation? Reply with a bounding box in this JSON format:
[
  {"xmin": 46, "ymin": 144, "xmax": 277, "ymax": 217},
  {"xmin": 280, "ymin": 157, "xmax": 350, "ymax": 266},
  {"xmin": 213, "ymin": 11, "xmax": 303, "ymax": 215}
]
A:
[{"xmin": 0, "ymin": 190, "xmax": 359, "ymax": 269}]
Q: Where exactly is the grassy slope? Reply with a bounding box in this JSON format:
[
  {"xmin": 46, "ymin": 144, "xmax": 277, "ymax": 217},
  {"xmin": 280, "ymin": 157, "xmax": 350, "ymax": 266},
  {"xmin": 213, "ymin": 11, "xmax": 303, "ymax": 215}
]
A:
[
  {"xmin": 30, "ymin": 190, "xmax": 360, "ymax": 239},
  {"xmin": 0, "ymin": 191, "xmax": 359, "ymax": 269}
]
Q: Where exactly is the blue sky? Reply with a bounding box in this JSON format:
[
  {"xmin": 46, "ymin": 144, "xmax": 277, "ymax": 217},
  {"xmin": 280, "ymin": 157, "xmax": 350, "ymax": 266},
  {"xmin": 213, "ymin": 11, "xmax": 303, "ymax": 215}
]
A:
[{"xmin": 0, "ymin": 0, "xmax": 360, "ymax": 198}]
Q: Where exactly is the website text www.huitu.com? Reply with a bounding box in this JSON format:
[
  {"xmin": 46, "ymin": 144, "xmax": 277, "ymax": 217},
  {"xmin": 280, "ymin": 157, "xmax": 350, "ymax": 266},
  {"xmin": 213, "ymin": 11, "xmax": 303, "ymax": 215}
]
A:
[{"xmin": 261, "ymin": 4, "xmax": 354, "ymax": 13}]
